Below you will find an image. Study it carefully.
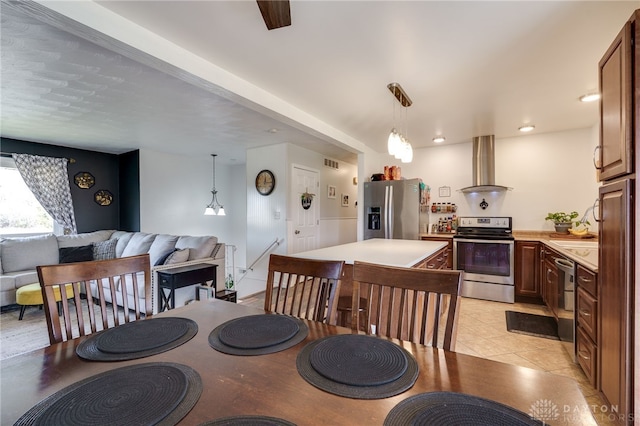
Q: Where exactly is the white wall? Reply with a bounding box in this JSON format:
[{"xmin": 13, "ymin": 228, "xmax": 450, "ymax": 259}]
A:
[
  {"xmin": 397, "ymin": 127, "xmax": 600, "ymax": 231},
  {"xmin": 138, "ymin": 148, "xmax": 247, "ymax": 278}
]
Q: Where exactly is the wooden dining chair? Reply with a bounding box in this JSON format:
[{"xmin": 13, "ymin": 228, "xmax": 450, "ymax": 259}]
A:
[
  {"xmin": 351, "ymin": 261, "xmax": 463, "ymax": 351},
  {"xmin": 37, "ymin": 254, "xmax": 152, "ymax": 345},
  {"xmin": 264, "ymin": 254, "xmax": 345, "ymax": 325}
]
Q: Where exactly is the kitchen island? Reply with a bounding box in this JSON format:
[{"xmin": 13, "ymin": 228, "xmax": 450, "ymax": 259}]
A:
[
  {"xmin": 292, "ymin": 238, "xmax": 447, "ymax": 267},
  {"xmin": 292, "ymin": 238, "xmax": 449, "ymax": 327}
]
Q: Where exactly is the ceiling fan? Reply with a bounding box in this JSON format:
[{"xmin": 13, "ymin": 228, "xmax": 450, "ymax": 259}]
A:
[{"xmin": 256, "ymin": 0, "xmax": 291, "ymax": 30}]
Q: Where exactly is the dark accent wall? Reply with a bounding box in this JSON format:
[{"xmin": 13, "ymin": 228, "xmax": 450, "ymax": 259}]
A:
[
  {"xmin": 118, "ymin": 150, "xmax": 140, "ymax": 232},
  {"xmin": 1, "ymin": 138, "xmax": 140, "ymax": 233}
]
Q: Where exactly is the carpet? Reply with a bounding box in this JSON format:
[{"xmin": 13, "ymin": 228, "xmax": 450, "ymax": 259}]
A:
[{"xmin": 505, "ymin": 311, "xmax": 559, "ymax": 340}]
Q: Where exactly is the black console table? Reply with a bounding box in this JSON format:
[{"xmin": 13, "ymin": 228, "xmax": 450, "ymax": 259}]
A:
[{"xmin": 157, "ymin": 263, "xmax": 217, "ymax": 312}]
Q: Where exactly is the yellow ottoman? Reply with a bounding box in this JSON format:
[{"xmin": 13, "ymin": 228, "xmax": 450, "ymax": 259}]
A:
[{"xmin": 15, "ymin": 283, "xmax": 74, "ymax": 320}]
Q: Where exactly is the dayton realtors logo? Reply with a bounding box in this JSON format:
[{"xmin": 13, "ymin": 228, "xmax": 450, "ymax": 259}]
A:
[{"xmin": 529, "ymin": 399, "xmax": 560, "ymax": 423}]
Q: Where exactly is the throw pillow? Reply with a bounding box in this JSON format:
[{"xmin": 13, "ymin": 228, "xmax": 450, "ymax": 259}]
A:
[
  {"xmin": 155, "ymin": 249, "xmax": 176, "ymax": 266},
  {"xmin": 164, "ymin": 249, "xmax": 190, "ymax": 265},
  {"xmin": 93, "ymin": 239, "xmax": 117, "ymax": 261},
  {"xmin": 59, "ymin": 244, "xmax": 94, "ymax": 264}
]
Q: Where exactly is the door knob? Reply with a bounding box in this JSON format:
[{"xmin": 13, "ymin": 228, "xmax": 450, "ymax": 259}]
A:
[{"xmin": 295, "ymin": 230, "xmax": 300, "ymax": 234}]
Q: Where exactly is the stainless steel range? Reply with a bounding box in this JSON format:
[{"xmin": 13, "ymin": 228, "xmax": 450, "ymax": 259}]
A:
[{"xmin": 453, "ymin": 217, "xmax": 515, "ymax": 303}]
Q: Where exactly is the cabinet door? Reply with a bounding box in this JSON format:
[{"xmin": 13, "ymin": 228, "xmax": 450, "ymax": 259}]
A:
[
  {"xmin": 514, "ymin": 241, "xmax": 541, "ymax": 302},
  {"xmin": 598, "ymin": 20, "xmax": 633, "ymax": 181},
  {"xmin": 598, "ymin": 179, "xmax": 633, "ymax": 416}
]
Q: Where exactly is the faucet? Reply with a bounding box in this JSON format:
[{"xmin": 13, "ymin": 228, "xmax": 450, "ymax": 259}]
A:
[{"xmin": 578, "ymin": 199, "xmax": 598, "ymax": 225}]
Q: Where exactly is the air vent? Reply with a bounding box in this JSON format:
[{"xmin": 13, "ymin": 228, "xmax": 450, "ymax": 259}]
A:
[{"xmin": 324, "ymin": 158, "xmax": 339, "ymax": 169}]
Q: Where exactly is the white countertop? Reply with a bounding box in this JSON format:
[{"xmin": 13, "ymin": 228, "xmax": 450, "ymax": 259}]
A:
[{"xmin": 292, "ymin": 238, "xmax": 447, "ymax": 267}]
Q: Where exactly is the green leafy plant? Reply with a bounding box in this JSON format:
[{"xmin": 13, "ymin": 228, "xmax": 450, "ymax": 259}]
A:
[{"xmin": 545, "ymin": 211, "xmax": 580, "ymax": 226}]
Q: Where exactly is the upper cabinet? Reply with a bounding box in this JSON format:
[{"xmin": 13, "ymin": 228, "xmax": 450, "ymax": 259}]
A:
[{"xmin": 597, "ymin": 14, "xmax": 635, "ymax": 181}]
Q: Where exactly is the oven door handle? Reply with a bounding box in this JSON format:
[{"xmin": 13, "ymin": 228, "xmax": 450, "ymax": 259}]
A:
[{"xmin": 452, "ymin": 238, "xmax": 514, "ymax": 245}]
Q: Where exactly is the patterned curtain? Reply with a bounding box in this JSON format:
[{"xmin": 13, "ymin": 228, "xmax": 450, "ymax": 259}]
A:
[{"xmin": 12, "ymin": 154, "xmax": 77, "ymax": 234}]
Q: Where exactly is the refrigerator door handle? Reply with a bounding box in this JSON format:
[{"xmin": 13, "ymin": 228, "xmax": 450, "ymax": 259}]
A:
[
  {"xmin": 387, "ymin": 185, "xmax": 394, "ymax": 238},
  {"xmin": 383, "ymin": 185, "xmax": 389, "ymax": 238}
]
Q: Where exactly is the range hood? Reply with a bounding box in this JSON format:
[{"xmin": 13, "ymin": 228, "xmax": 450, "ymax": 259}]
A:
[{"xmin": 459, "ymin": 135, "xmax": 512, "ymax": 193}]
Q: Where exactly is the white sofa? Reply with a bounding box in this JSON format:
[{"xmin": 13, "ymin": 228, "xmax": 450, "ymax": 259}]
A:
[{"xmin": 0, "ymin": 230, "xmax": 225, "ymax": 314}]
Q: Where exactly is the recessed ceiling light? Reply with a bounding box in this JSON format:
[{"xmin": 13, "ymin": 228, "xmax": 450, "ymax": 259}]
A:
[
  {"xmin": 432, "ymin": 136, "xmax": 446, "ymax": 143},
  {"xmin": 579, "ymin": 93, "xmax": 601, "ymax": 102},
  {"xmin": 518, "ymin": 125, "xmax": 535, "ymax": 132},
  {"xmin": 267, "ymin": 128, "xmax": 279, "ymax": 133}
]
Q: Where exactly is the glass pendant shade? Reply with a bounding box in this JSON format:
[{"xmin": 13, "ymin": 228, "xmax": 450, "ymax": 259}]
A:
[
  {"xmin": 388, "ymin": 128, "xmax": 399, "ymax": 155},
  {"xmin": 204, "ymin": 206, "xmax": 215, "ymax": 215},
  {"xmin": 401, "ymin": 141, "xmax": 413, "ymax": 163}
]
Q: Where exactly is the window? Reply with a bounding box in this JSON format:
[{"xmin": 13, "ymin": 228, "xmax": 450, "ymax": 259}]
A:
[{"xmin": 0, "ymin": 156, "xmax": 54, "ymax": 235}]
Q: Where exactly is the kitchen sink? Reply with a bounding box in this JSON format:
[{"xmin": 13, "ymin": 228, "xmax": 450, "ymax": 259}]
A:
[{"xmin": 548, "ymin": 240, "xmax": 598, "ymax": 249}]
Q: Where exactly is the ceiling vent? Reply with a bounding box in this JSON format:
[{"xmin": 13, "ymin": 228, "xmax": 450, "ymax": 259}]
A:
[
  {"xmin": 324, "ymin": 158, "xmax": 339, "ymax": 169},
  {"xmin": 459, "ymin": 135, "xmax": 512, "ymax": 193}
]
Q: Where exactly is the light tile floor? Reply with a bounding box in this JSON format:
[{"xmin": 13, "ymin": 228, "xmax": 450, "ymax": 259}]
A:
[{"xmin": 241, "ymin": 293, "xmax": 616, "ymax": 425}]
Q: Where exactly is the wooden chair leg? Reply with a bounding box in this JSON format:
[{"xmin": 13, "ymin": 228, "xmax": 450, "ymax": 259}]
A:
[{"xmin": 18, "ymin": 305, "xmax": 27, "ymax": 320}]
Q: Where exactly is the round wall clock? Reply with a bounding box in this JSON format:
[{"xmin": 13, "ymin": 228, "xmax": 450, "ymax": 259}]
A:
[{"xmin": 255, "ymin": 169, "xmax": 275, "ymax": 196}]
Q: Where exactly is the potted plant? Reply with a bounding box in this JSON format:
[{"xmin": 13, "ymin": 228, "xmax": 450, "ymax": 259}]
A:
[{"xmin": 545, "ymin": 211, "xmax": 579, "ymax": 233}]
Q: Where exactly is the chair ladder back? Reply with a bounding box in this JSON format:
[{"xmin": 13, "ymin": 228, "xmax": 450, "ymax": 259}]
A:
[
  {"xmin": 352, "ymin": 261, "xmax": 463, "ymax": 351},
  {"xmin": 264, "ymin": 254, "xmax": 344, "ymax": 325},
  {"xmin": 37, "ymin": 254, "xmax": 152, "ymax": 345}
]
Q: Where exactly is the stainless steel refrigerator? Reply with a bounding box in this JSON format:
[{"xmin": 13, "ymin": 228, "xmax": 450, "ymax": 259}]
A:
[{"xmin": 363, "ymin": 179, "xmax": 422, "ymax": 240}]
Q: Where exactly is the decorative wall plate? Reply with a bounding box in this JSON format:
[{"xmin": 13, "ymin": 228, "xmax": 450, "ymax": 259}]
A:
[
  {"xmin": 94, "ymin": 190, "xmax": 113, "ymax": 206},
  {"xmin": 74, "ymin": 172, "xmax": 95, "ymax": 189}
]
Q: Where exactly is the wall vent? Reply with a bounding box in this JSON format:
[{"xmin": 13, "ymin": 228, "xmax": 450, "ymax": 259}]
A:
[{"xmin": 324, "ymin": 158, "xmax": 339, "ymax": 169}]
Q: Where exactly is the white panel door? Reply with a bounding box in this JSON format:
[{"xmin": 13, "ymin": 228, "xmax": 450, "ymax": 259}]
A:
[{"xmin": 291, "ymin": 166, "xmax": 319, "ymax": 253}]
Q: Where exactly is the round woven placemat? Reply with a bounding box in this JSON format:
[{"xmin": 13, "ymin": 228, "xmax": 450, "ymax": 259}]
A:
[
  {"xmin": 76, "ymin": 317, "xmax": 198, "ymax": 361},
  {"xmin": 309, "ymin": 334, "xmax": 408, "ymax": 386},
  {"xmin": 209, "ymin": 314, "xmax": 308, "ymax": 356},
  {"xmin": 200, "ymin": 415, "xmax": 297, "ymax": 425},
  {"xmin": 14, "ymin": 362, "xmax": 202, "ymax": 426},
  {"xmin": 296, "ymin": 334, "xmax": 418, "ymax": 399},
  {"xmin": 384, "ymin": 391, "xmax": 543, "ymax": 426}
]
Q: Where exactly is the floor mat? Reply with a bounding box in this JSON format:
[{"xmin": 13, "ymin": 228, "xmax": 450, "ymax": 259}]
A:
[{"xmin": 505, "ymin": 311, "xmax": 559, "ymax": 340}]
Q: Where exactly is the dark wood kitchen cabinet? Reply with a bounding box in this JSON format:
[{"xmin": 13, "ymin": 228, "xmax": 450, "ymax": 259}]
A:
[
  {"xmin": 596, "ymin": 9, "xmax": 637, "ymax": 422},
  {"xmin": 576, "ymin": 265, "xmax": 598, "ymax": 388},
  {"xmin": 598, "ymin": 179, "xmax": 633, "ymax": 419},
  {"xmin": 542, "ymin": 248, "xmax": 560, "ymax": 320},
  {"xmin": 514, "ymin": 240, "xmax": 542, "ymax": 303},
  {"xmin": 597, "ymin": 12, "xmax": 634, "ymax": 181},
  {"xmin": 419, "ymin": 236, "xmax": 453, "ymax": 269}
]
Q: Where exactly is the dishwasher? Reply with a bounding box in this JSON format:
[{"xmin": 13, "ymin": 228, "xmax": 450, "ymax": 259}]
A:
[{"xmin": 555, "ymin": 258, "xmax": 575, "ymax": 361}]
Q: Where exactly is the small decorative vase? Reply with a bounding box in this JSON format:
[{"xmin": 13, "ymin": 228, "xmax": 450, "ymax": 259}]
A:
[{"xmin": 554, "ymin": 222, "xmax": 572, "ymax": 234}]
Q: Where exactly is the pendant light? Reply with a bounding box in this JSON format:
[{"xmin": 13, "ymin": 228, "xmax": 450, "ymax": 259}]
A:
[
  {"xmin": 387, "ymin": 82, "xmax": 413, "ymax": 163},
  {"xmin": 204, "ymin": 154, "xmax": 225, "ymax": 216}
]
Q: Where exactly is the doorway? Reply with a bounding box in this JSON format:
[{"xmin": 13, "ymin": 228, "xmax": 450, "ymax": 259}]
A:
[{"xmin": 290, "ymin": 165, "xmax": 319, "ymax": 253}]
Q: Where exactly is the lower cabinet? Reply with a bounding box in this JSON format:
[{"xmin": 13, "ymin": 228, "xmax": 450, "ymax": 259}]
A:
[
  {"xmin": 514, "ymin": 241, "xmax": 542, "ymax": 303},
  {"xmin": 575, "ymin": 264, "xmax": 599, "ymax": 389},
  {"xmin": 418, "ymin": 237, "xmax": 453, "ymax": 270},
  {"xmin": 576, "ymin": 265, "xmax": 599, "ymax": 387}
]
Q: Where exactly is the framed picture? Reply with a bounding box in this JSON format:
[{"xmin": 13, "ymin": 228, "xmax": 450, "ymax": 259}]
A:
[
  {"xmin": 341, "ymin": 194, "xmax": 349, "ymax": 207},
  {"xmin": 327, "ymin": 185, "xmax": 336, "ymax": 199},
  {"xmin": 439, "ymin": 186, "xmax": 451, "ymax": 197}
]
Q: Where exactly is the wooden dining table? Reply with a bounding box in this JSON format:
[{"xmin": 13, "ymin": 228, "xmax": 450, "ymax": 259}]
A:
[{"xmin": 1, "ymin": 299, "xmax": 596, "ymax": 425}]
